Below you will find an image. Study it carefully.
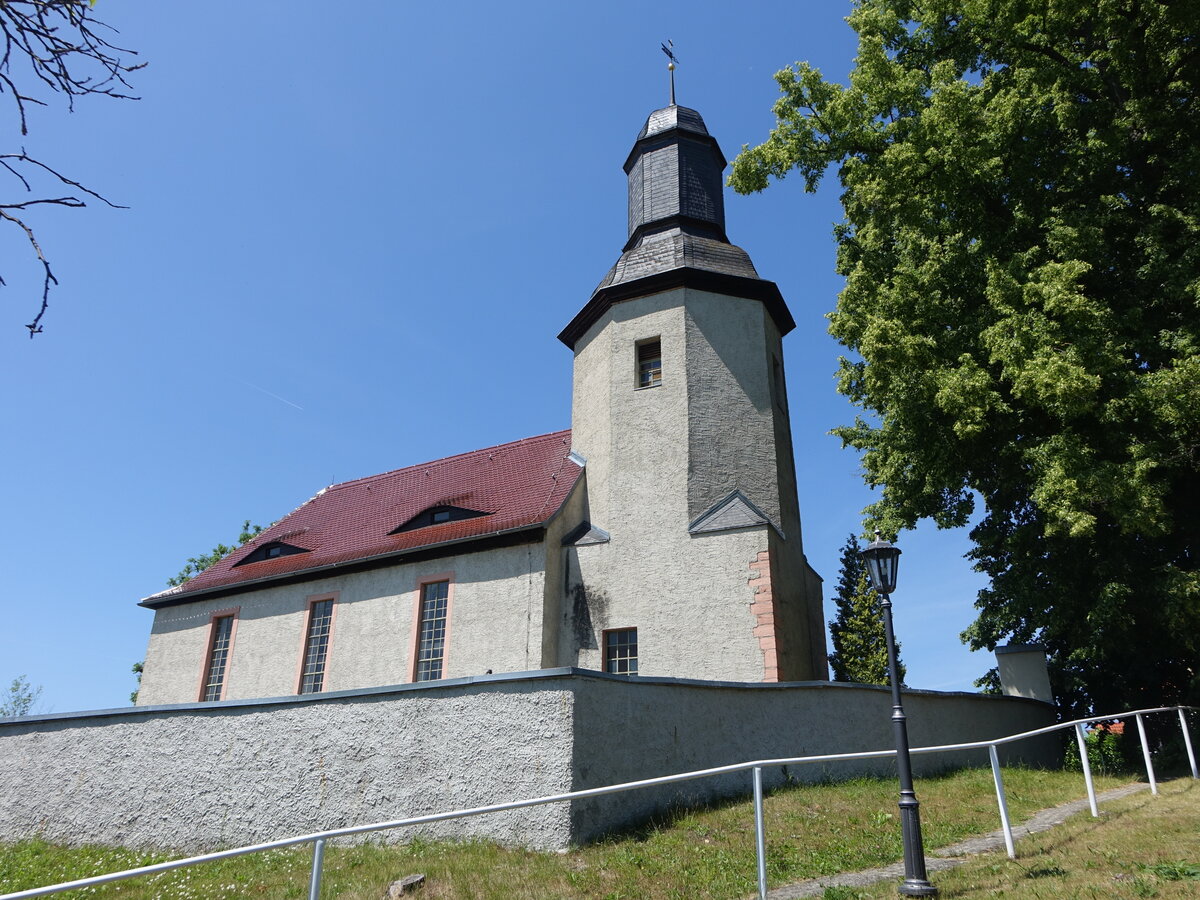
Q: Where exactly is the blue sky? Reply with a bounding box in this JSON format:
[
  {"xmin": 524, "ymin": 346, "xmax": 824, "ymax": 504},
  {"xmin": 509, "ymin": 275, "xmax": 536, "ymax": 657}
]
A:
[{"xmin": 1, "ymin": 1, "xmax": 994, "ymax": 713}]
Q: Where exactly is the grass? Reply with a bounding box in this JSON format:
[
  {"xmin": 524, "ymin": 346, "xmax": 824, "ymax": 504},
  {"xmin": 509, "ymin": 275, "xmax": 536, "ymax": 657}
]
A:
[
  {"xmin": 0, "ymin": 767, "xmax": 1135, "ymax": 900},
  {"xmin": 827, "ymin": 778, "xmax": 1200, "ymax": 899}
]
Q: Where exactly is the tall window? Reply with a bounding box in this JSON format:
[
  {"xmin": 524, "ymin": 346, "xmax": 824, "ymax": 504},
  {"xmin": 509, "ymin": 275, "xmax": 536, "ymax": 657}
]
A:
[
  {"xmin": 201, "ymin": 615, "xmax": 235, "ymax": 701},
  {"xmin": 299, "ymin": 598, "xmax": 335, "ymax": 694},
  {"xmin": 415, "ymin": 580, "xmax": 450, "ymax": 682},
  {"xmin": 636, "ymin": 338, "xmax": 662, "ymax": 388},
  {"xmin": 604, "ymin": 628, "xmax": 638, "ymax": 675}
]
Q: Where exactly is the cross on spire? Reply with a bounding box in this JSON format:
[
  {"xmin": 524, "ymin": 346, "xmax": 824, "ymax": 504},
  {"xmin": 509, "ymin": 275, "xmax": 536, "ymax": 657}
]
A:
[{"xmin": 660, "ymin": 40, "xmax": 678, "ymax": 106}]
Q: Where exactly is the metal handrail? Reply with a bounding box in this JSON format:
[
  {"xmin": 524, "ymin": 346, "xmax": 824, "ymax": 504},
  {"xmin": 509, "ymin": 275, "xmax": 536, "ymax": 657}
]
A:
[{"xmin": 1, "ymin": 704, "xmax": 1194, "ymax": 900}]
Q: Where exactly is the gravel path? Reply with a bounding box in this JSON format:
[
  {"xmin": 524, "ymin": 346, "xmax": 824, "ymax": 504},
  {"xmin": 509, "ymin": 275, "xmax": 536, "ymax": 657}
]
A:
[{"xmin": 764, "ymin": 782, "xmax": 1149, "ymax": 899}]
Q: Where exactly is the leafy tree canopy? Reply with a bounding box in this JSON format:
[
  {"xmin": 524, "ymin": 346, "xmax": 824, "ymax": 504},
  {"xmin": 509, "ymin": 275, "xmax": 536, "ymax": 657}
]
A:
[
  {"xmin": 167, "ymin": 520, "xmax": 263, "ymax": 586},
  {"xmin": 731, "ymin": 0, "xmax": 1199, "ymax": 715},
  {"xmin": 828, "ymin": 533, "xmax": 905, "ymax": 686},
  {"xmin": 1, "ymin": 674, "xmax": 42, "ymax": 717}
]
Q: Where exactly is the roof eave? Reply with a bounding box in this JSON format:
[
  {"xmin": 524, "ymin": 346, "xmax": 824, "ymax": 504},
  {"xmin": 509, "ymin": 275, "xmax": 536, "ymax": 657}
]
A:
[
  {"xmin": 558, "ymin": 267, "xmax": 795, "ymax": 350},
  {"xmin": 139, "ymin": 521, "xmax": 549, "ymax": 610}
]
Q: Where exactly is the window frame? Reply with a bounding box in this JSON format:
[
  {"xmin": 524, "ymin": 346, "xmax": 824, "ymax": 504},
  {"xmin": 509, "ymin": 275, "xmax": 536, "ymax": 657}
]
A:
[
  {"xmin": 603, "ymin": 627, "xmax": 639, "ymax": 676},
  {"xmin": 196, "ymin": 607, "xmax": 240, "ymax": 702},
  {"xmin": 411, "ymin": 573, "xmax": 455, "ymax": 683},
  {"xmin": 635, "ymin": 337, "xmax": 662, "ymax": 390},
  {"xmin": 295, "ymin": 592, "xmax": 339, "ymax": 695}
]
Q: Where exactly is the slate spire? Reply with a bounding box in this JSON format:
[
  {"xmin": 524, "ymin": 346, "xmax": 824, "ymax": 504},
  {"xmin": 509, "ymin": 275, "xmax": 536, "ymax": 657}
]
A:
[
  {"xmin": 559, "ymin": 104, "xmax": 794, "ymax": 348},
  {"xmin": 623, "ymin": 104, "xmax": 728, "ymax": 248}
]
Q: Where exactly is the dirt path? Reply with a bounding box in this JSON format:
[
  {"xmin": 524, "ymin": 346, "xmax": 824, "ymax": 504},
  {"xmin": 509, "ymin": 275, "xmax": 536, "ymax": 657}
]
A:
[{"xmin": 764, "ymin": 782, "xmax": 1149, "ymax": 899}]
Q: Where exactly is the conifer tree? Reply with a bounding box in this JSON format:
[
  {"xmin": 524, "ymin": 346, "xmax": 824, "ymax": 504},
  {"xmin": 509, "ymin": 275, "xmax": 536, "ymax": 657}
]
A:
[{"xmin": 827, "ymin": 533, "xmax": 904, "ymax": 686}]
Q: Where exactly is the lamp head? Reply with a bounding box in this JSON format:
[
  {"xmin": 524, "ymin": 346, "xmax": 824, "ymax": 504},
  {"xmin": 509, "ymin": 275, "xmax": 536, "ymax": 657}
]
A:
[{"xmin": 862, "ymin": 531, "xmax": 902, "ymax": 595}]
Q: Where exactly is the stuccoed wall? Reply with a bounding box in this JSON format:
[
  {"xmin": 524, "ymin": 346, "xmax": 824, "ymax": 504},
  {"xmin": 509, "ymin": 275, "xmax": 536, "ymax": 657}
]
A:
[
  {"xmin": 139, "ymin": 539, "xmax": 549, "ymax": 706},
  {"xmin": 2, "ymin": 678, "xmax": 576, "ymax": 852},
  {"xmin": 566, "ymin": 675, "xmax": 1059, "ymax": 842},
  {"xmin": 567, "ymin": 287, "xmax": 821, "ymax": 682},
  {"xmin": 683, "ymin": 289, "xmax": 785, "ymax": 525},
  {"xmin": 0, "ymin": 670, "xmax": 1057, "ymax": 853}
]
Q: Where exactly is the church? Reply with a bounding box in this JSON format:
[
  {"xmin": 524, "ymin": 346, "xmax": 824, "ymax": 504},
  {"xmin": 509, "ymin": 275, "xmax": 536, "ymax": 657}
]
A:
[{"xmin": 135, "ymin": 101, "xmax": 828, "ymax": 706}]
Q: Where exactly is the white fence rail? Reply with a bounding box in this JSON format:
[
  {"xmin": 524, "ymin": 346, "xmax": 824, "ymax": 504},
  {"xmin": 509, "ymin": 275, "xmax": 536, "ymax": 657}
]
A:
[{"xmin": 2, "ymin": 705, "xmax": 1195, "ymax": 900}]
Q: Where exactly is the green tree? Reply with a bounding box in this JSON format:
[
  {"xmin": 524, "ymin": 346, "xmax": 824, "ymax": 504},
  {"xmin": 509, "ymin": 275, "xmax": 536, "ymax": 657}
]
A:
[
  {"xmin": 731, "ymin": 0, "xmax": 1199, "ymax": 716},
  {"xmin": 1, "ymin": 675, "xmax": 42, "ymax": 717},
  {"xmin": 143, "ymin": 520, "xmax": 264, "ymax": 704},
  {"xmin": 167, "ymin": 520, "xmax": 264, "ymax": 586},
  {"xmin": 129, "ymin": 660, "xmax": 143, "ymax": 705},
  {"xmin": 828, "ymin": 533, "xmax": 904, "ymax": 686}
]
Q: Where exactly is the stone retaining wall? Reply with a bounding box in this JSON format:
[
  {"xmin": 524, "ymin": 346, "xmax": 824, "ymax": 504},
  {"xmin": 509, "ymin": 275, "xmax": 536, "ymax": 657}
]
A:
[{"xmin": 0, "ymin": 669, "xmax": 1057, "ymax": 852}]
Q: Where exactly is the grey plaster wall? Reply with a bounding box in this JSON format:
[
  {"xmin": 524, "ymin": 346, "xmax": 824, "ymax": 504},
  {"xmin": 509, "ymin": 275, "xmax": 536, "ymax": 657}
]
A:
[
  {"xmin": 566, "ymin": 676, "xmax": 1059, "ymax": 842},
  {"xmin": 684, "ymin": 289, "xmax": 782, "ymax": 525},
  {"xmin": 0, "ymin": 671, "xmax": 1056, "ymax": 854},
  {"xmin": 2, "ymin": 679, "xmax": 575, "ymax": 852},
  {"xmin": 566, "ymin": 286, "xmax": 824, "ymax": 681},
  {"xmin": 569, "ymin": 289, "xmax": 771, "ymax": 681},
  {"xmin": 540, "ymin": 478, "xmax": 588, "ymax": 668},
  {"xmin": 139, "ymin": 539, "xmax": 550, "ymax": 706}
]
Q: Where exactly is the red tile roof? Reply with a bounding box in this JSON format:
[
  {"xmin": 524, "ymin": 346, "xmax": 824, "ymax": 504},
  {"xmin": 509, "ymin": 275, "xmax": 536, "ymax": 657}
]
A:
[{"xmin": 143, "ymin": 430, "xmax": 580, "ymax": 606}]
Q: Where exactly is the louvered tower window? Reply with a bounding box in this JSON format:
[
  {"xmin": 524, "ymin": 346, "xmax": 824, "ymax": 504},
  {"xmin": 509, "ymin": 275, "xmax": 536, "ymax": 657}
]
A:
[{"xmin": 636, "ymin": 338, "xmax": 662, "ymax": 388}]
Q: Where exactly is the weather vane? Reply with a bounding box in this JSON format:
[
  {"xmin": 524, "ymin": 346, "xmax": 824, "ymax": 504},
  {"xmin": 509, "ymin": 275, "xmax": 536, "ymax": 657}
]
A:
[{"xmin": 660, "ymin": 40, "xmax": 678, "ymax": 106}]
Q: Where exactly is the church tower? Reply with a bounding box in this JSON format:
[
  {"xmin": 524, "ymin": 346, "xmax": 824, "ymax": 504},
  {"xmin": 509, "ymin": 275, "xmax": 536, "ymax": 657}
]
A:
[{"xmin": 558, "ymin": 104, "xmax": 827, "ymax": 682}]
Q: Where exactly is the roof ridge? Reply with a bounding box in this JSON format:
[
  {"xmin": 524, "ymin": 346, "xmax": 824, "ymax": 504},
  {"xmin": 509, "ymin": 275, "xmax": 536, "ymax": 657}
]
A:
[{"xmin": 323, "ymin": 429, "xmax": 572, "ymax": 493}]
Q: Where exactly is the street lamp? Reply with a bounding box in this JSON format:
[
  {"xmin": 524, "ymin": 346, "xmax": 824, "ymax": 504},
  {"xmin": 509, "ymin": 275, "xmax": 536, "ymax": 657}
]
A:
[{"xmin": 862, "ymin": 532, "xmax": 938, "ymax": 897}]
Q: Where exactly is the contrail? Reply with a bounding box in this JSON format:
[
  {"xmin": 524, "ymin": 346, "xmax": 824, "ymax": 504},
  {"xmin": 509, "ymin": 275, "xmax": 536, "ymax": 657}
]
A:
[{"xmin": 238, "ymin": 379, "xmax": 304, "ymax": 411}]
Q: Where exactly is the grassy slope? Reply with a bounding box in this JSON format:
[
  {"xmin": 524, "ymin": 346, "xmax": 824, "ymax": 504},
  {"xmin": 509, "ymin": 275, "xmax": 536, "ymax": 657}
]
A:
[
  {"xmin": 0, "ymin": 768, "xmax": 1147, "ymax": 900},
  {"xmin": 835, "ymin": 778, "xmax": 1199, "ymax": 899}
]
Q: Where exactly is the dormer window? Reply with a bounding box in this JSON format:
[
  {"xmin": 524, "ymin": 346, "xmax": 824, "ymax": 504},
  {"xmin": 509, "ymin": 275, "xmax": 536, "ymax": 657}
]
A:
[
  {"xmin": 234, "ymin": 541, "xmax": 310, "ymax": 566},
  {"xmin": 390, "ymin": 505, "xmax": 490, "ymax": 534}
]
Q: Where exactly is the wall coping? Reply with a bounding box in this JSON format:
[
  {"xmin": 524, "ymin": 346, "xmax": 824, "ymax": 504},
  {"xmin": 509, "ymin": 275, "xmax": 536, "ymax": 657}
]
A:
[
  {"xmin": 0, "ymin": 668, "xmax": 1051, "ymax": 727},
  {"xmin": 995, "ymin": 643, "xmax": 1047, "ymax": 656}
]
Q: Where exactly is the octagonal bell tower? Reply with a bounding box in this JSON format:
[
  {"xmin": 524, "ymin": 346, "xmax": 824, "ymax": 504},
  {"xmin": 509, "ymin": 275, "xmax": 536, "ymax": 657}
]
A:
[{"xmin": 556, "ymin": 103, "xmax": 827, "ymax": 683}]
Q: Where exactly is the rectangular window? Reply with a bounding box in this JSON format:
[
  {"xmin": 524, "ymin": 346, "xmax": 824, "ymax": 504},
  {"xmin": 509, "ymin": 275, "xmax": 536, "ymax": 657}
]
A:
[
  {"xmin": 201, "ymin": 615, "xmax": 235, "ymax": 702},
  {"xmin": 636, "ymin": 338, "xmax": 662, "ymax": 389},
  {"xmin": 298, "ymin": 598, "xmax": 335, "ymax": 694},
  {"xmin": 604, "ymin": 628, "xmax": 638, "ymax": 675},
  {"xmin": 415, "ymin": 580, "xmax": 450, "ymax": 682}
]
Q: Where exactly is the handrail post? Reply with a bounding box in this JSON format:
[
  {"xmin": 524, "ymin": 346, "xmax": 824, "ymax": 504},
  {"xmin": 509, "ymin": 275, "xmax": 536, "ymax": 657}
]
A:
[
  {"xmin": 1179, "ymin": 707, "xmax": 1198, "ymax": 779},
  {"xmin": 753, "ymin": 766, "xmax": 768, "ymax": 900},
  {"xmin": 988, "ymin": 744, "xmax": 1015, "ymax": 859},
  {"xmin": 1134, "ymin": 713, "xmax": 1157, "ymax": 794},
  {"xmin": 308, "ymin": 837, "xmax": 326, "ymax": 900},
  {"xmin": 1074, "ymin": 722, "xmax": 1099, "ymax": 817}
]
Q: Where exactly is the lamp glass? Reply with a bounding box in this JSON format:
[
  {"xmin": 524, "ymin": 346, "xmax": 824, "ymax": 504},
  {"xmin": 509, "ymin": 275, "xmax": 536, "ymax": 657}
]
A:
[{"xmin": 862, "ymin": 538, "xmax": 902, "ymax": 595}]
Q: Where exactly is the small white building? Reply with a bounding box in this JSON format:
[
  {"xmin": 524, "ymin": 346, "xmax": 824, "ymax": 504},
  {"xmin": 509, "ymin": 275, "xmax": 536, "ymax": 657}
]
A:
[{"xmin": 136, "ymin": 103, "xmax": 828, "ymax": 706}]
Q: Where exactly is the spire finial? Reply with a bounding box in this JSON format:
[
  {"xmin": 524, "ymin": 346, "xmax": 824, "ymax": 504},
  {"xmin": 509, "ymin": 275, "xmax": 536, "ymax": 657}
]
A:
[{"xmin": 660, "ymin": 40, "xmax": 678, "ymax": 106}]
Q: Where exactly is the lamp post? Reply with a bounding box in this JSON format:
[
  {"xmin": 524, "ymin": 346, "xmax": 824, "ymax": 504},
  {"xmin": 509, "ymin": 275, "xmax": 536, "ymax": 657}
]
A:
[{"xmin": 862, "ymin": 532, "xmax": 938, "ymax": 897}]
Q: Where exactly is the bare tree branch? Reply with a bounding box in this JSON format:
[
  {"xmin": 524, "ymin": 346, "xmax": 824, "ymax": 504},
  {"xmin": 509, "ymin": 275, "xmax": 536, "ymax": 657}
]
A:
[{"xmin": 0, "ymin": 0, "xmax": 142, "ymax": 336}]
